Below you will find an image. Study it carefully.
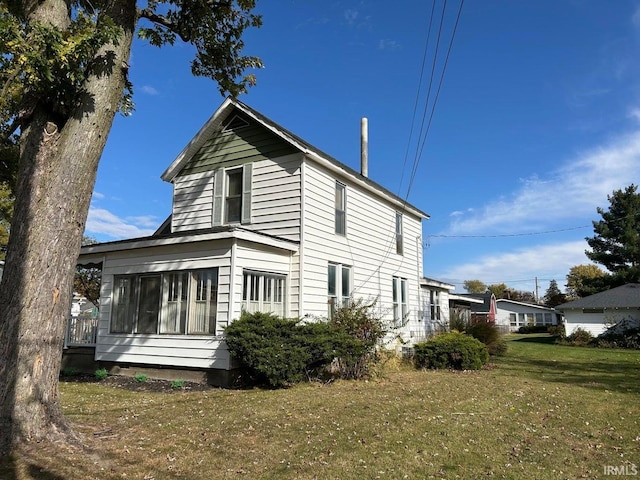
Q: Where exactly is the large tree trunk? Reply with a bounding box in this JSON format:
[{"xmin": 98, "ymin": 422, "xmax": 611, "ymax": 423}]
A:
[{"xmin": 0, "ymin": 0, "xmax": 136, "ymax": 454}]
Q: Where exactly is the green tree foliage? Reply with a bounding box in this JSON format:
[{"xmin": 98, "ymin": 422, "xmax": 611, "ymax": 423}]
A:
[
  {"xmin": 543, "ymin": 279, "xmax": 566, "ymax": 307},
  {"xmin": 487, "ymin": 283, "xmax": 508, "ymax": 298},
  {"xmin": 463, "ymin": 279, "xmax": 486, "ymax": 293},
  {"xmin": 74, "ymin": 236, "xmax": 101, "ymax": 307},
  {"xmin": 565, "ymin": 264, "xmax": 606, "ymax": 299},
  {"xmin": 585, "ymin": 184, "xmax": 640, "ymax": 289},
  {"xmin": 0, "ymin": 0, "xmax": 263, "ymax": 452}
]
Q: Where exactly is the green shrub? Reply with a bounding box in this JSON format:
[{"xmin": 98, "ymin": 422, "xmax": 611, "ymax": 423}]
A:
[
  {"xmin": 225, "ymin": 311, "xmax": 332, "ymax": 388},
  {"xmin": 547, "ymin": 325, "xmax": 565, "ymax": 337},
  {"xmin": 560, "ymin": 327, "xmax": 593, "ymax": 346},
  {"xmin": 414, "ymin": 332, "xmax": 489, "ymax": 370},
  {"xmin": 592, "ymin": 328, "xmax": 640, "ymax": 349},
  {"xmin": 134, "ymin": 373, "xmax": 148, "ymax": 383},
  {"xmin": 328, "ymin": 298, "xmax": 388, "ymax": 379},
  {"xmin": 171, "ymin": 379, "xmax": 186, "ymax": 390},
  {"xmin": 60, "ymin": 367, "xmax": 79, "ymax": 377},
  {"xmin": 517, "ymin": 325, "xmax": 548, "ymax": 334},
  {"xmin": 94, "ymin": 368, "xmax": 108, "ymax": 381},
  {"xmin": 465, "ymin": 320, "xmax": 508, "ymax": 356}
]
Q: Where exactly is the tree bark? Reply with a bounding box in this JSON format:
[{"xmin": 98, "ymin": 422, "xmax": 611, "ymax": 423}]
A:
[{"xmin": 0, "ymin": 0, "xmax": 137, "ymax": 454}]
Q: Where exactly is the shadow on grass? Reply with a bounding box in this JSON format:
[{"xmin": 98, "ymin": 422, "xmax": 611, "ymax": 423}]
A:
[
  {"xmin": 0, "ymin": 454, "xmax": 66, "ymax": 480},
  {"xmin": 498, "ymin": 351, "xmax": 640, "ymax": 395},
  {"xmin": 510, "ymin": 334, "xmax": 558, "ymax": 345}
]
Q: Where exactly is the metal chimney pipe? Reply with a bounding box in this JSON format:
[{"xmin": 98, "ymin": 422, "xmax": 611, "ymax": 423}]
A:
[{"xmin": 361, "ymin": 117, "xmax": 368, "ymax": 177}]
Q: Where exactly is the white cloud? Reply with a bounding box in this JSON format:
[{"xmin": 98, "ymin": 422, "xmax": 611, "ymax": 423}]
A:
[
  {"xmin": 140, "ymin": 85, "xmax": 159, "ymax": 96},
  {"xmin": 379, "ymin": 39, "xmax": 401, "ymax": 51},
  {"xmin": 344, "ymin": 9, "xmax": 358, "ymax": 25},
  {"xmin": 447, "ymin": 127, "xmax": 640, "ymax": 235},
  {"xmin": 86, "ymin": 207, "xmax": 158, "ymax": 239},
  {"xmin": 91, "ymin": 191, "xmax": 105, "ymax": 200},
  {"xmin": 436, "ymin": 240, "xmax": 590, "ymax": 293}
]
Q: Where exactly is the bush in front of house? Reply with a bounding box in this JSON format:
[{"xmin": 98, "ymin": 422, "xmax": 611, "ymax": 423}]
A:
[
  {"xmin": 592, "ymin": 328, "xmax": 640, "ymax": 350},
  {"xmin": 517, "ymin": 325, "xmax": 548, "ymax": 334},
  {"xmin": 464, "ymin": 319, "xmax": 508, "ymax": 356},
  {"xmin": 413, "ymin": 332, "xmax": 489, "ymax": 370},
  {"xmin": 547, "ymin": 325, "xmax": 565, "ymax": 337},
  {"xmin": 225, "ymin": 301, "xmax": 390, "ymax": 388},
  {"xmin": 328, "ymin": 298, "xmax": 388, "ymax": 379},
  {"xmin": 558, "ymin": 327, "xmax": 593, "ymax": 347},
  {"xmin": 224, "ymin": 311, "xmax": 324, "ymax": 388}
]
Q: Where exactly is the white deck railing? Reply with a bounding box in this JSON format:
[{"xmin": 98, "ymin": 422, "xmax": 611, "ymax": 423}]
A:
[{"xmin": 65, "ymin": 313, "xmax": 98, "ymax": 347}]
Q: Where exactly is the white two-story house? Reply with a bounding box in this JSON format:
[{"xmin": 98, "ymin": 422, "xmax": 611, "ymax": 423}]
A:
[{"xmin": 78, "ymin": 98, "xmax": 431, "ymax": 383}]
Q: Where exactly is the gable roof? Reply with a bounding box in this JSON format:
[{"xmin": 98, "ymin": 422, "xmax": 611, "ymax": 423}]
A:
[
  {"xmin": 496, "ymin": 299, "xmax": 557, "ymax": 312},
  {"xmin": 556, "ymin": 283, "xmax": 640, "ymax": 310},
  {"xmin": 161, "ymin": 97, "xmax": 429, "ymax": 220},
  {"xmin": 459, "ymin": 293, "xmax": 497, "ymax": 314}
]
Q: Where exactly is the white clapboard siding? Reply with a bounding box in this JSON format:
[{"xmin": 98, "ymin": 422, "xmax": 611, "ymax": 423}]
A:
[
  {"xmin": 301, "ymin": 160, "xmax": 424, "ymax": 329},
  {"xmin": 94, "ymin": 241, "xmax": 234, "ymax": 369},
  {"xmin": 170, "ymin": 155, "xmax": 302, "ymax": 241},
  {"xmin": 172, "ymin": 172, "xmax": 214, "ymax": 231},
  {"xmin": 564, "ymin": 311, "xmax": 610, "ymax": 337}
]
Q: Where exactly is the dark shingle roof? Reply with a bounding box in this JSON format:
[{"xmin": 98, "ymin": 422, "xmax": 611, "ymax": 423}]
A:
[{"xmin": 556, "ymin": 283, "xmax": 640, "ymax": 310}]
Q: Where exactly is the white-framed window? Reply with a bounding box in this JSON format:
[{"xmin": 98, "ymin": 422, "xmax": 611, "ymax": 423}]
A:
[
  {"xmin": 242, "ymin": 271, "xmax": 286, "ymax": 317},
  {"xmin": 111, "ymin": 268, "xmax": 218, "ymax": 335},
  {"xmin": 213, "ymin": 164, "xmax": 252, "ymax": 226},
  {"xmin": 328, "ymin": 262, "xmax": 351, "ymax": 319},
  {"xmin": 392, "ymin": 276, "xmax": 408, "ymax": 327},
  {"xmin": 509, "ymin": 313, "xmax": 517, "ymax": 327},
  {"xmin": 428, "ymin": 290, "xmax": 441, "ymax": 321},
  {"xmin": 395, "ymin": 212, "xmax": 403, "ymax": 255},
  {"xmin": 335, "ymin": 181, "xmax": 346, "ymax": 235}
]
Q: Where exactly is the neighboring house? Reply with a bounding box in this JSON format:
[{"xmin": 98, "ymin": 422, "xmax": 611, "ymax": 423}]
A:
[
  {"xmin": 460, "ymin": 293, "xmax": 498, "ymax": 323},
  {"xmin": 77, "ymin": 98, "xmax": 432, "ymax": 383},
  {"xmin": 556, "ymin": 283, "xmax": 640, "ymax": 337},
  {"xmin": 495, "ymin": 299, "xmax": 560, "ymax": 332}
]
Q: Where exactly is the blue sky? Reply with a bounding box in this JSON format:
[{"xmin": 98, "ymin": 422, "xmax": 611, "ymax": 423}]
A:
[{"xmin": 87, "ymin": 1, "xmax": 640, "ymax": 296}]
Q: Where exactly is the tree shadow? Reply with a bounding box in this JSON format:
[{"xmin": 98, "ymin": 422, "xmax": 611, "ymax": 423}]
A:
[
  {"xmin": 509, "ymin": 334, "xmax": 558, "ymax": 345},
  {"xmin": 0, "ymin": 454, "xmax": 66, "ymax": 480}
]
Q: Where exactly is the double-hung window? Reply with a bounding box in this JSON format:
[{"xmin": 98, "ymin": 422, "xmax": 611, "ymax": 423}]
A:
[
  {"xmin": 335, "ymin": 182, "xmax": 346, "ymax": 235},
  {"xmin": 242, "ymin": 271, "xmax": 286, "ymax": 317},
  {"xmin": 429, "ymin": 290, "xmax": 441, "ymax": 322},
  {"xmin": 392, "ymin": 276, "xmax": 408, "ymax": 326},
  {"xmin": 328, "ymin": 262, "xmax": 351, "ymax": 319},
  {"xmin": 395, "ymin": 212, "xmax": 403, "ymax": 255},
  {"xmin": 111, "ymin": 268, "xmax": 218, "ymax": 335},
  {"xmin": 213, "ymin": 164, "xmax": 252, "ymax": 226}
]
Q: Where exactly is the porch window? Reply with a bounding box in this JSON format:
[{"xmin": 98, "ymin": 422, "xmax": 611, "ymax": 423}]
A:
[
  {"xmin": 509, "ymin": 313, "xmax": 517, "ymax": 327},
  {"xmin": 111, "ymin": 268, "xmax": 218, "ymax": 335},
  {"xmin": 242, "ymin": 271, "xmax": 285, "ymax": 317}
]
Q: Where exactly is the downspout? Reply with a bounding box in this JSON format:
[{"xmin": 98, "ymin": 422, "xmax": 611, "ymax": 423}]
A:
[{"xmin": 298, "ymin": 159, "xmax": 306, "ymax": 318}]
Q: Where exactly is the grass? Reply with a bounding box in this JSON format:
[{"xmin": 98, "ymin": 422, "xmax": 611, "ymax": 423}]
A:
[{"xmin": 2, "ymin": 334, "xmax": 639, "ymax": 479}]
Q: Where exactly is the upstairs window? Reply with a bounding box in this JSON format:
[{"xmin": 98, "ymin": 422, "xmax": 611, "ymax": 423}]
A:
[
  {"xmin": 213, "ymin": 164, "xmax": 252, "ymax": 226},
  {"xmin": 225, "ymin": 168, "xmax": 243, "ymax": 223},
  {"xmin": 396, "ymin": 212, "xmax": 403, "ymax": 255},
  {"xmin": 335, "ymin": 182, "xmax": 346, "ymax": 235}
]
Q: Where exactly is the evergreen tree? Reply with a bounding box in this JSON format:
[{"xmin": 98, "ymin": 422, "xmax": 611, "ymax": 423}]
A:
[{"xmin": 543, "ymin": 280, "xmax": 566, "ymax": 307}]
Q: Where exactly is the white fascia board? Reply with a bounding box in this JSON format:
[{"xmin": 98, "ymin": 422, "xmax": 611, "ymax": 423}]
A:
[
  {"xmin": 449, "ymin": 294, "xmax": 484, "ymax": 304},
  {"xmin": 421, "ymin": 277, "xmax": 455, "ymax": 290},
  {"xmin": 78, "ymin": 230, "xmax": 299, "ymax": 257},
  {"xmin": 496, "ymin": 299, "xmax": 555, "ymax": 311}
]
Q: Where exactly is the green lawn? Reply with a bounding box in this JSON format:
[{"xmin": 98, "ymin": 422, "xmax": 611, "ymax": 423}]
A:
[{"xmin": 2, "ymin": 334, "xmax": 639, "ymax": 479}]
